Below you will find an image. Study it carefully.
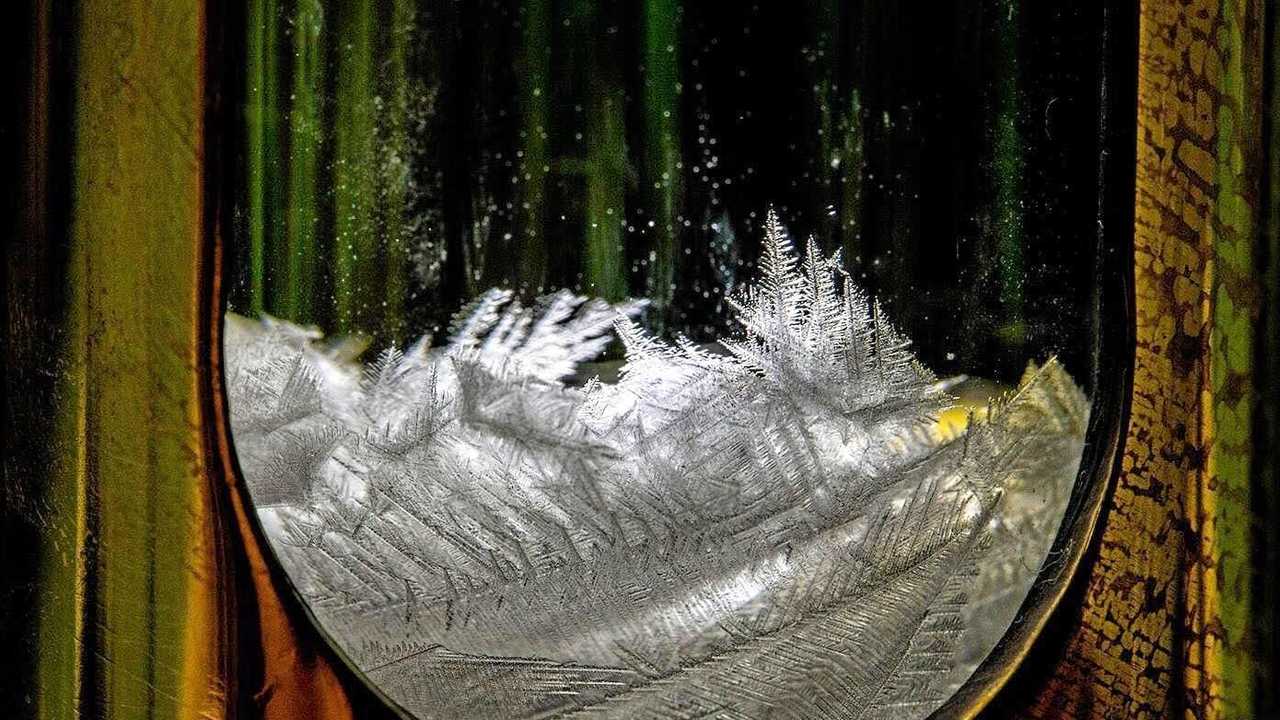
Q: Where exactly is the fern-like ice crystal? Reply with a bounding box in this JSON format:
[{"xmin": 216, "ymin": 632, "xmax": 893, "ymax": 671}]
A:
[{"xmin": 225, "ymin": 211, "xmax": 1088, "ymax": 719}]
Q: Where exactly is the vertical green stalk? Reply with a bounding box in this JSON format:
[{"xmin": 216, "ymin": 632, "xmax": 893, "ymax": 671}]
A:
[
  {"xmin": 642, "ymin": 0, "xmax": 681, "ymax": 321},
  {"xmin": 992, "ymin": 0, "xmax": 1025, "ymax": 348},
  {"xmin": 832, "ymin": 0, "xmax": 863, "ymax": 263},
  {"xmin": 380, "ymin": 0, "xmax": 414, "ymax": 344},
  {"xmin": 516, "ymin": 0, "xmax": 551, "ymax": 295},
  {"xmin": 333, "ymin": 0, "xmax": 378, "ymax": 334},
  {"xmin": 839, "ymin": 89, "xmax": 864, "ymax": 260},
  {"xmin": 245, "ymin": 0, "xmax": 279, "ymax": 317},
  {"xmin": 577, "ymin": 0, "xmax": 628, "ymax": 302},
  {"xmin": 808, "ymin": 0, "xmax": 838, "ymax": 245},
  {"xmin": 584, "ymin": 94, "xmax": 628, "ymax": 303},
  {"xmin": 281, "ymin": 0, "xmax": 324, "ymax": 324}
]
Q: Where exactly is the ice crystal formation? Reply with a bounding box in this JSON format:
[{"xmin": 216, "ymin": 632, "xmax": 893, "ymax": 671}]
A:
[{"xmin": 226, "ymin": 212, "xmax": 1088, "ymax": 719}]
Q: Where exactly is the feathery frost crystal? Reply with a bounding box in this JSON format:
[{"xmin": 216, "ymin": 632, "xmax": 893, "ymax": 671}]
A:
[{"xmin": 226, "ymin": 212, "xmax": 1088, "ymax": 719}]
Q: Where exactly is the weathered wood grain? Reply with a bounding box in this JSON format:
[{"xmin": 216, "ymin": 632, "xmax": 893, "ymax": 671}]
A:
[{"xmin": 993, "ymin": 1, "xmax": 1264, "ymax": 717}]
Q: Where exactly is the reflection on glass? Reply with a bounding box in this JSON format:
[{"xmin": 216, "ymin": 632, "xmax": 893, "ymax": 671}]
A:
[{"xmin": 226, "ymin": 2, "xmax": 1103, "ymax": 717}]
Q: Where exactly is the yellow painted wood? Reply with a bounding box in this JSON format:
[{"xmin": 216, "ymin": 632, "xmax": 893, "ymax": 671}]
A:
[{"xmin": 992, "ymin": 1, "xmax": 1265, "ymax": 717}]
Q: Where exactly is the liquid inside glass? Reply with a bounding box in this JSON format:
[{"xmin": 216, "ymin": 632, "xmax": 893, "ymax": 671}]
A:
[{"xmin": 226, "ymin": 3, "xmax": 1106, "ymax": 717}]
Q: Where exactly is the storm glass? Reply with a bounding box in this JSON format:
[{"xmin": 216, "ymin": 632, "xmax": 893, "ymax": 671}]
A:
[{"xmin": 225, "ymin": 2, "xmax": 1111, "ymax": 717}]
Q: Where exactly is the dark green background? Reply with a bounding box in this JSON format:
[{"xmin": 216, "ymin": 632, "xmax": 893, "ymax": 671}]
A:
[{"xmin": 228, "ymin": 0, "xmax": 1114, "ymax": 390}]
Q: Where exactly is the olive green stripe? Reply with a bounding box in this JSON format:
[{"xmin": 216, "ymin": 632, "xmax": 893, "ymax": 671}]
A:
[
  {"xmin": 1212, "ymin": 0, "xmax": 1262, "ymax": 713},
  {"xmin": 333, "ymin": 0, "xmax": 379, "ymax": 334},
  {"xmin": 380, "ymin": 0, "xmax": 414, "ymax": 345},
  {"xmin": 576, "ymin": 0, "xmax": 628, "ymax": 303},
  {"xmin": 245, "ymin": 0, "xmax": 278, "ymax": 317},
  {"xmin": 38, "ymin": 0, "xmax": 207, "ymax": 717},
  {"xmin": 992, "ymin": 0, "xmax": 1025, "ymax": 343},
  {"xmin": 516, "ymin": 0, "xmax": 551, "ymax": 295},
  {"xmin": 282, "ymin": 0, "xmax": 325, "ymax": 325}
]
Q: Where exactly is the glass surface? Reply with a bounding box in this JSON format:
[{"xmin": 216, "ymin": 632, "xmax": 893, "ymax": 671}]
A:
[{"xmin": 224, "ymin": 3, "xmax": 1112, "ymax": 717}]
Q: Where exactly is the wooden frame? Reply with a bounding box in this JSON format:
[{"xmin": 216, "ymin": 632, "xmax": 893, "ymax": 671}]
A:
[{"xmin": 6, "ymin": 0, "xmax": 1268, "ymax": 717}]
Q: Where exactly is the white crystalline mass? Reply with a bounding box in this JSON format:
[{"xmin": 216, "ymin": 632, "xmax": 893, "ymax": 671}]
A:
[{"xmin": 225, "ymin": 211, "xmax": 1088, "ymax": 720}]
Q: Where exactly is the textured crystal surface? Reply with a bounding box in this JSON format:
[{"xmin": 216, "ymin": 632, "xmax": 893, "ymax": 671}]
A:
[{"xmin": 226, "ymin": 213, "xmax": 1087, "ymax": 719}]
